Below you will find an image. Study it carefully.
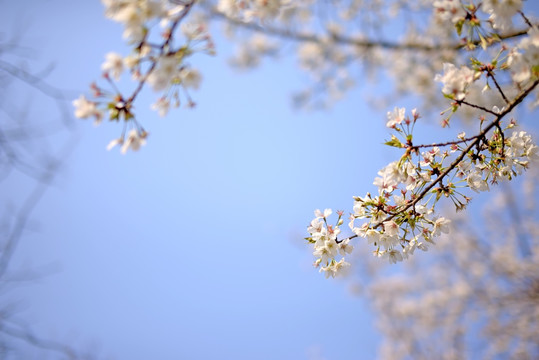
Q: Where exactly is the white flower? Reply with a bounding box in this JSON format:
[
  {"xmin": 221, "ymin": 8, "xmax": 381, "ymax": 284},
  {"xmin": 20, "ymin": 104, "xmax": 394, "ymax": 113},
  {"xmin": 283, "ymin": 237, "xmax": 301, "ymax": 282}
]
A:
[
  {"xmin": 386, "ymin": 107, "xmax": 405, "ymax": 128},
  {"xmin": 121, "ymin": 129, "xmax": 147, "ymax": 154},
  {"xmin": 508, "ymin": 50, "xmax": 531, "ymax": 83},
  {"xmin": 151, "ymin": 97, "xmax": 170, "ymax": 117},
  {"xmin": 456, "ymin": 160, "xmax": 472, "ymax": 178},
  {"xmin": 314, "ymin": 209, "xmax": 332, "ymax": 219},
  {"xmin": 73, "ymin": 95, "xmax": 96, "ymax": 118},
  {"xmin": 162, "ymin": 4, "xmax": 185, "ymax": 25},
  {"xmin": 73, "ymin": 95, "xmax": 104, "ymax": 125},
  {"xmin": 102, "ymin": 0, "xmax": 140, "ymax": 23},
  {"xmin": 507, "ymin": 131, "xmax": 539, "ymax": 163},
  {"xmin": 382, "ymin": 249, "xmax": 404, "ymax": 264},
  {"xmin": 106, "ymin": 138, "xmax": 124, "ymax": 151},
  {"xmin": 251, "ymin": 0, "xmax": 283, "ymax": 20},
  {"xmin": 101, "ymin": 52, "xmax": 124, "ymax": 80},
  {"xmin": 124, "ymin": 54, "xmax": 140, "ymax": 70},
  {"xmin": 482, "ymin": 0, "xmax": 522, "ymax": 31},
  {"xmin": 181, "ymin": 21, "xmax": 208, "ymax": 41},
  {"xmin": 102, "ymin": 0, "xmax": 165, "ymax": 24},
  {"xmin": 307, "ymin": 217, "xmax": 324, "ymax": 235},
  {"xmin": 179, "ymin": 68, "xmax": 202, "ymax": 90},
  {"xmin": 122, "ymin": 22, "xmax": 145, "ymax": 43},
  {"xmin": 379, "ymin": 233, "xmax": 400, "ymax": 251},
  {"xmin": 364, "ymin": 228, "xmax": 382, "ymax": 244},
  {"xmin": 417, "ymin": 242, "xmax": 429, "ymax": 251},
  {"xmin": 332, "ymin": 258, "xmax": 351, "ymax": 276},
  {"xmin": 434, "ymin": 63, "xmax": 476, "ymax": 100},
  {"xmin": 319, "ymin": 263, "xmax": 337, "ymax": 278},
  {"xmin": 507, "ymin": 26, "xmax": 539, "ymax": 83},
  {"xmin": 319, "ymin": 258, "xmax": 350, "ymax": 278},
  {"xmin": 374, "ymin": 161, "xmax": 406, "ymax": 192},
  {"xmin": 467, "ymin": 170, "xmax": 489, "ymax": 193},
  {"xmin": 249, "ymin": 34, "xmax": 278, "ymax": 54},
  {"xmin": 147, "ymin": 56, "xmax": 179, "ymax": 92},
  {"xmin": 433, "ymin": 0, "xmax": 466, "ymax": 24},
  {"xmin": 383, "ymin": 220, "xmax": 399, "ymax": 237},
  {"xmin": 432, "ymin": 217, "xmax": 451, "ymax": 237},
  {"xmin": 298, "ymin": 42, "xmax": 324, "ymax": 70},
  {"xmin": 217, "ymin": 0, "xmax": 242, "ymax": 18},
  {"xmin": 313, "ymin": 241, "xmax": 337, "ymax": 264},
  {"xmin": 338, "ymin": 239, "xmax": 354, "ymax": 256},
  {"xmin": 403, "ymin": 238, "xmax": 418, "ymax": 259}
]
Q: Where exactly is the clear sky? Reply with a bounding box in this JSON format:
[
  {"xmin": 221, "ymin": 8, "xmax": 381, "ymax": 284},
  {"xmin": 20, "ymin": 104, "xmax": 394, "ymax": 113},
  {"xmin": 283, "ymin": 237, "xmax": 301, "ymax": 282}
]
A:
[{"xmin": 0, "ymin": 1, "xmax": 391, "ymax": 359}]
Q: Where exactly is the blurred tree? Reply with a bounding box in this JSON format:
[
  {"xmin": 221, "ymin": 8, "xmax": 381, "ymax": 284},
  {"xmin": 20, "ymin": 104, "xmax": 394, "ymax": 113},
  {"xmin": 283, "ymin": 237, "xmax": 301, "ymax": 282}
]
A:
[
  {"xmin": 0, "ymin": 31, "xmax": 103, "ymax": 359},
  {"xmin": 346, "ymin": 169, "xmax": 539, "ymax": 359}
]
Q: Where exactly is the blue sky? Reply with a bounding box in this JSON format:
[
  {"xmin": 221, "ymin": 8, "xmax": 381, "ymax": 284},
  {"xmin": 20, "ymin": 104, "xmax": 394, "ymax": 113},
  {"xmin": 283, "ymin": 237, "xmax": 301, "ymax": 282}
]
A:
[{"xmin": 1, "ymin": 1, "xmax": 390, "ymax": 359}]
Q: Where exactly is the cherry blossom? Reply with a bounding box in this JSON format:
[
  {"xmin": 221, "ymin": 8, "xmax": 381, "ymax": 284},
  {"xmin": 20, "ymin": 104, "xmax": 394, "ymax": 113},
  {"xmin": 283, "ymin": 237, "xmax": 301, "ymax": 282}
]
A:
[
  {"xmin": 101, "ymin": 52, "xmax": 124, "ymax": 80},
  {"xmin": 434, "ymin": 63, "xmax": 477, "ymax": 100}
]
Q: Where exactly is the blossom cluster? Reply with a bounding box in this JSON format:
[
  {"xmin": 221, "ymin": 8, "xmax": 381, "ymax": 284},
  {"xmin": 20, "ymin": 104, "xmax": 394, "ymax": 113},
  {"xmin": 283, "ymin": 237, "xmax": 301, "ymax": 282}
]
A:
[
  {"xmin": 216, "ymin": 0, "xmax": 288, "ymax": 22},
  {"xmin": 73, "ymin": 0, "xmax": 214, "ymax": 153},
  {"xmin": 508, "ymin": 25, "xmax": 539, "ymax": 84},
  {"xmin": 434, "ymin": 62, "xmax": 478, "ymax": 100},
  {"xmin": 305, "ymin": 209, "xmax": 352, "ymax": 278},
  {"xmin": 307, "ymin": 99, "xmax": 538, "ymax": 269}
]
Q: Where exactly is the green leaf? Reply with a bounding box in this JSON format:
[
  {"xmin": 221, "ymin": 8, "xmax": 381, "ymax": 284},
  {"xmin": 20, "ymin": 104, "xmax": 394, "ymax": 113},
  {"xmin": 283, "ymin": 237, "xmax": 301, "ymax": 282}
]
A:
[
  {"xmin": 479, "ymin": 33, "xmax": 488, "ymax": 50},
  {"xmin": 443, "ymin": 92, "xmax": 455, "ymax": 100},
  {"xmin": 455, "ymin": 20, "xmax": 464, "ymax": 36},
  {"xmin": 384, "ymin": 135, "xmax": 404, "ymax": 148},
  {"xmin": 109, "ymin": 108, "xmax": 119, "ymax": 121}
]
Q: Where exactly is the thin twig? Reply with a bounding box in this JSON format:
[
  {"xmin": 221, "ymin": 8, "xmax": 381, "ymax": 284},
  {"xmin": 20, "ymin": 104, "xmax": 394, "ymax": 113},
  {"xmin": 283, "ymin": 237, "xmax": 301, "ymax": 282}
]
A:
[
  {"xmin": 127, "ymin": 0, "xmax": 196, "ymax": 104},
  {"xmin": 488, "ymin": 70, "xmax": 509, "ymax": 104}
]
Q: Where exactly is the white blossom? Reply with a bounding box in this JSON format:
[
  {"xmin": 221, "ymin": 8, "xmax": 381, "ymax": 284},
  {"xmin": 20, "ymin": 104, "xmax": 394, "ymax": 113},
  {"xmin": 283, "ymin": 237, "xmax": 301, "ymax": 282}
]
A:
[
  {"xmin": 72, "ymin": 95, "xmax": 104, "ymax": 125},
  {"xmin": 151, "ymin": 97, "xmax": 170, "ymax": 117},
  {"xmin": 179, "ymin": 67, "xmax": 202, "ymax": 90},
  {"xmin": 121, "ymin": 129, "xmax": 147, "ymax": 154},
  {"xmin": 386, "ymin": 107, "xmax": 405, "ymax": 128},
  {"xmin": 147, "ymin": 56, "xmax": 179, "ymax": 91},
  {"xmin": 101, "ymin": 52, "xmax": 124, "ymax": 80},
  {"xmin": 482, "ymin": 0, "xmax": 522, "ymax": 31},
  {"xmin": 433, "ymin": 0, "xmax": 466, "ymax": 24},
  {"xmin": 434, "ymin": 63, "xmax": 476, "ymax": 100}
]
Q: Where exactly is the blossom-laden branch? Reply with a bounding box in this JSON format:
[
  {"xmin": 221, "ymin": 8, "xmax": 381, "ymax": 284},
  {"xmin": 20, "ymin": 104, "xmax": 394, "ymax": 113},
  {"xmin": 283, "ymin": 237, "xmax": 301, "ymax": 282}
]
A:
[
  {"xmin": 74, "ymin": 0, "xmax": 537, "ymax": 150},
  {"xmin": 207, "ymin": 3, "xmax": 531, "ymax": 53},
  {"xmin": 209, "ymin": 0, "xmax": 536, "ymax": 109},
  {"xmin": 73, "ymin": 0, "xmax": 215, "ymax": 153},
  {"xmin": 307, "ymin": 14, "xmax": 539, "ymax": 277}
]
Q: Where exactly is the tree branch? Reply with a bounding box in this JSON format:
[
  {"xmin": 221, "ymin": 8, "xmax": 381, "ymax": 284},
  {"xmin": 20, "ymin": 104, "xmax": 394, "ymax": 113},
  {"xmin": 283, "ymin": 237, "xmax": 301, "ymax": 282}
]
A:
[
  {"xmin": 207, "ymin": 7, "xmax": 531, "ymax": 52},
  {"xmin": 339, "ymin": 79, "xmax": 539, "ymax": 243}
]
